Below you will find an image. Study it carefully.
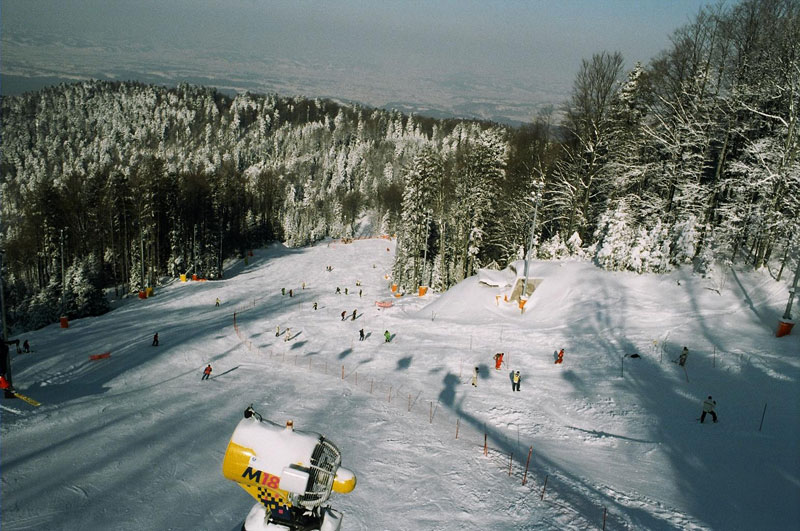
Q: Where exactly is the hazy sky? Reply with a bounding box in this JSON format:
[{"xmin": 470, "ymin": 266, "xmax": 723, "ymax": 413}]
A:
[{"xmin": 2, "ymin": 0, "xmax": 714, "ymax": 122}]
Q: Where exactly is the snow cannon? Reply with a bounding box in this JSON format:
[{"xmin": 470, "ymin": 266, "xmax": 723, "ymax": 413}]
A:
[{"xmin": 223, "ymin": 407, "xmax": 356, "ymax": 531}]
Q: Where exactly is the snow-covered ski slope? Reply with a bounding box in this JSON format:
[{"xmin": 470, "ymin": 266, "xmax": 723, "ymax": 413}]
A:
[{"xmin": 2, "ymin": 238, "xmax": 798, "ymax": 531}]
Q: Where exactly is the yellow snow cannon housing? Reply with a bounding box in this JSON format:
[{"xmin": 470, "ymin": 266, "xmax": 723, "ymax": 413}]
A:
[{"xmin": 223, "ymin": 415, "xmax": 356, "ymax": 530}]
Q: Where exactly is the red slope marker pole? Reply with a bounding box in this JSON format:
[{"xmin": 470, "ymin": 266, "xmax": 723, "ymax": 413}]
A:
[{"xmin": 522, "ymin": 445, "xmax": 533, "ymax": 485}]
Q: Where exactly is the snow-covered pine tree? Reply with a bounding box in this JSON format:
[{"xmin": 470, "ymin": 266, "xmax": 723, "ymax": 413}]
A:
[{"xmin": 396, "ymin": 145, "xmax": 442, "ymax": 290}]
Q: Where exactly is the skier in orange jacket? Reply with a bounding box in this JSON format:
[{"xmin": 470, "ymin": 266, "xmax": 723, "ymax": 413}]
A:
[
  {"xmin": 202, "ymin": 364, "xmax": 212, "ymax": 381},
  {"xmin": 494, "ymin": 353, "xmax": 504, "ymax": 370},
  {"xmin": 555, "ymin": 349, "xmax": 564, "ymax": 364}
]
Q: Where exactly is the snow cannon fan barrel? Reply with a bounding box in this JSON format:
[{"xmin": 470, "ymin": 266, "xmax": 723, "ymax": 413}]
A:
[{"xmin": 223, "ymin": 409, "xmax": 356, "ymax": 531}]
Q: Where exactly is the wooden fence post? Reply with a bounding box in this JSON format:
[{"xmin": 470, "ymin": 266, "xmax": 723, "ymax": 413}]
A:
[
  {"xmin": 522, "ymin": 446, "xmax": 533, "ymax": 485},
  {"xmin": 456, "ymin": 418, "xmax": 460, "ymax": 439},
  {"xmin": 540, "ymin": 475, "xmax": 548, "ymax": 500},
  {"xmin": 508, "ymin": 453, "xmax": 513, "ymax": 476},
  {"xmin": 602, "ymin": 507, "xmax": 607, "ymax": 530}
]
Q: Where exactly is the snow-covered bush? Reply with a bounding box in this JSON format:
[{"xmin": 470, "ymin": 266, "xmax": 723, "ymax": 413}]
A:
[
  {"xmin": 566, "ymin": 232, "xmax": 584, "ymax": 258},
  {"xmin": 593, "ymin": 206, "xmax": 634, "ymax": 270},
  {"xmin": 24, "ymin": 279, "xmax": 61, "ymax": 330},
  {"xmin": 671, "ymin": 216, "xmax": 698, "ymax": 264},
  {"xmin": 64, "ymin": 254, "xmax": 110, "ymax": 319}
]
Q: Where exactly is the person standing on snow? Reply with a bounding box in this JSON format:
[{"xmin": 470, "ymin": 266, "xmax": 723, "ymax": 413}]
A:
[
  {"xmin": 555, "ymin": 349, "xmax": 564, "ymax": 364},
  {"xmin": 22, "ymin": 340, "xmax": 30, "ymax": 353},
  {"xmin": 384, "ymin": 330, "xmax": 391, "ymax": 343},
  {"xmin": 359, "ymin": 329, "xmax": 365, "ymax": 341},
  {"xmin": 494, "ymin": 353, "xmax": 504, "ymax": 370},
  {"xmin": 351, "ymin": 309, "xmax": 357, "ymax": 321},
  {"xmin": 313, "ymin": 301, "xmax": 318, "ymax": 311},
  {"xmin": 336, "ymin": 287, "xmax": 341, "ymax": 294},
  {"xmin": 289, "ymin": 289, "xmax": 293, "ymax": 298},
  {"xmin": 201, "ymin": 364, "xmax": 212, "ymax": 381},
  {"xmin": 215, "ymin": 297, "xmax": 220, "ymax": 307},
  {"xmin": 679, "ymin": 347, "xmax": 689, "ymax": 367},
  {"xmin": 275, "ymin": 325, "xmax": 280, "ymax": 337},
  {"xmin": 512, "ymin": 370, "xmax": 521, "ymax": 392},
  {"xmin": 341, "ymin": 311, "xmax": 347, "ymax": 321},
  {"xmin": 281, "ymin": 287, "xmax": 286, "ymax": 296},
  {"xmin": 471, "ymin": 366, "xmax": 479, "ymax": 387},
  {"xmin": 284, "ymin": 328, "xmax": 291, "ymax": 341},
  {"xmin": 152, "ymin": 333, "xmax": 159, "ymax": 346},
  {"xmin": 700, "ymin": 396, "xmax": 718, "ymax": 423}
]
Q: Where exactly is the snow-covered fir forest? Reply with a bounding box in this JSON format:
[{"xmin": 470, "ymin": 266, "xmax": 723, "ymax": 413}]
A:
[{"xmin": 1, "ymin": 0, "xmax": 798, "ymax": 333}]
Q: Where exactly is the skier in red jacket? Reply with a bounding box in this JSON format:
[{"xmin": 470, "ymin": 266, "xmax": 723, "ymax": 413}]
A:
[
  {"xmin": 494, "ymin": 353, "xmax": 504, "ymax": 370},
  {"xmin": 202, "ymin": 364, "xmax": 212, "ymax": 381}
]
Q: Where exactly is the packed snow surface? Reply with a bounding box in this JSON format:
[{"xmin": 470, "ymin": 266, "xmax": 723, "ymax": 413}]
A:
[{"xmin": 2, "ymin": 238, "xmax": 798, "ymax": 530}]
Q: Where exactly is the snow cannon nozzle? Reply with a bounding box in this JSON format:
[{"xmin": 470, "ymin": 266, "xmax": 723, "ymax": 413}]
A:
[{"xmin": 223, "ymin": 414, "xmax": 356, "ymax": 530}]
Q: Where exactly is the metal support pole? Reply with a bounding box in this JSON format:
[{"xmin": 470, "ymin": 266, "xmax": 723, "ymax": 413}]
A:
[
  {"xmin": 0, "ymin": 251, "xmax": 15, "ymax": 397},
  {"xmin": 781, "ymin": 253, "xmax": 800, "ymax": 320},
  {"xmin": 521, "ymin": 184, "xmax": 542, "ymax": 306},
  {"xmin": 140, "ymin": 226, "xmax": 146, "ymax": 291},
  {"xmin": 60, "ymin": 229, "xmax": 65, "ymax": 315}
]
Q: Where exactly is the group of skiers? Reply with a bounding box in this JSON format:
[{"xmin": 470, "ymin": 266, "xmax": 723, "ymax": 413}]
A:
[
  {"xmin": 141, "ymin": 284, "xmax": 720, "ymax": 425},
  {"xmin": 334, "ymin": 286, "xmax": 362, "ymax": 297},
  {"xmin": 275, "ymin": 326, "xmax": 292, "ymax": 341},
  {"xmin": 472, "ymin": 353, "xmax": 521, "ymax": 392}
]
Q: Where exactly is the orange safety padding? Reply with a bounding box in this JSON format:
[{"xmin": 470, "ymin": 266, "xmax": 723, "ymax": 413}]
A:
[
  {"xmin": 60, "ymin": 316, "xmax": 69, "ymax": 328},
  {"xmin": 89, "ymin": 352, "xmax": 111, "ymax": 360},
  {"xmin": 776, "ymin": 321, "xmax": 795, "ymax": 337}
]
